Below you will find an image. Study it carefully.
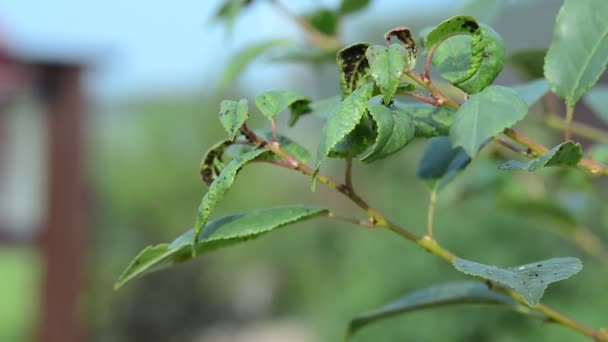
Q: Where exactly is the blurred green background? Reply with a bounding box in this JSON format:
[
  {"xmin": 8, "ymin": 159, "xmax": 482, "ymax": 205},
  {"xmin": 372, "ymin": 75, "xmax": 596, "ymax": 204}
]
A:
[{"xmin": 1, "ymin": 0, "xmax": 607, "ymax": 341}]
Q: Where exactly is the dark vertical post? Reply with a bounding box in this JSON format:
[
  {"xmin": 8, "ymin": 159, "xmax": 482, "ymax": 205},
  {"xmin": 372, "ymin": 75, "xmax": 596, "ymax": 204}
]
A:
[{"xmin": 37, "ymin": 64, "xmax": 85, "ymax": 342}]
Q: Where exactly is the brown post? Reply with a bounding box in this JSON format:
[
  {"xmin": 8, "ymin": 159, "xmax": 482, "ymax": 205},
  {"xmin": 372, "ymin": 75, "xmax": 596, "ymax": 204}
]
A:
[{"xmin": 36, "ymin": 64, "xmax": 85, "ymax": 342}]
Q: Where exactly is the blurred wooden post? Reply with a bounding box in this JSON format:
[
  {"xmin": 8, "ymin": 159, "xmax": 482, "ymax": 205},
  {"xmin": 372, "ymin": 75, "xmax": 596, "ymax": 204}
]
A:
[{"xmin": 36, "ymin": 63, "xmax": 85, "ymax": 342}]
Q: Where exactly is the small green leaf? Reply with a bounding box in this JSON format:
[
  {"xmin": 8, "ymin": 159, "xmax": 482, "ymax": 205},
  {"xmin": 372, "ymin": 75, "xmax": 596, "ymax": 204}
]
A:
[
  {"xmin": 214, "ymin": 0, "xmax": 255, "ymax": 28},
  {"xmin": 361, "ymin": 99, "xmax": 415, "ymax": 163},
  {"xmin": 200, "ymin": 140, "xmax": 232, "ymax": 186},
  {"xmin": 314, "ymin": 83, "xmax": 374, "ymax": 174},
  {"xmin": 347, "ymin": 281, "xmax": 521, "ymax": 339},
  {"xmin": 395, "ymin": 102, "xmax": 457, "ymax": 138},
  {"xmin": 584, "ymin": 85, "xmax": 608, "ymax": 125},
  {"xmin": 218, "ymin": 39, "xmax": 293, "ymax": 93},
  {"xmin": 450, "ymin": 85, "xmax": 528, "ymax": 157},
  {"xmin": 508, "ymin": 49, "xmax": 546, "ymax": 81},
  {"xmin": 426, "ymin": 16, "xmax": 505, "ymax": 94},
  {"xmin": 305, "ymin": 8, "xmax": 338, "ymax": 36},
  {"xmin": 366, "ymin": 44, "xmax": 409, "ymax": 104},
  {"xmin": 337, "ymin": 43, "xmax": 371, "ymax": 97},
  {"xmin": 193, "ymin": 148, "xmax": 268, "ymax": 243},
  {"xmin": 454, "ymin": 257, "xmax": 583, "ymax": 306},
  {"xmin": 255, "ymin": 90, "xmax": 311, "ymax": 121},
  {"xmin": 115, "ymin": 206, "xmax": 327, "ymax": 289},
  {"xmin": 512, "ymin": 79, "xmax": 550, "ymax": 107},
  {"xmin": 384, "ymin": 27, "xmax": 418, "ymax": 68},
  {"xmin": 338, "ymin": 0, "xmax": 370, "ymax": 15},
  {"xmin": 499, "ymin": 141, "xmax": 583, "ymax": 171},
  {"xmin": 544, "ymin": 0, "xmax": 608, "ymax": 106},
  {"xmin": 417, "ymin": 137, "xmax": 471, "ymax": 189},
  {"xmin": 219, "ymin": 99, "xmax": 248, "ymax": 140}
]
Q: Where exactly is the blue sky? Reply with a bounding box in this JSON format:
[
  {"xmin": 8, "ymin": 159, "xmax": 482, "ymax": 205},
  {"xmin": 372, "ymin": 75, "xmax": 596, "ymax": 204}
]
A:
[{"xmin": 0, "ymin": 0, "xmax": 458, "ymax": 100}]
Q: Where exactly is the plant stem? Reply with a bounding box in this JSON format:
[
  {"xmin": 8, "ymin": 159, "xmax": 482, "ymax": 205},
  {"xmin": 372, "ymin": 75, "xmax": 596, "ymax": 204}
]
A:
[
  {"xmin": 565, "ymin": 105, "xmax": 575, "ymax": 140},
  {"xmin": 426, "ymin": 188, "xmax": 438, "ymax": 237},
  {"xmin": 268, "ymin": 0, "xmax": 340, "ymax": 48},
  {"xmin": 345, "ymin": 157, "xmax": 353, "ymax": 190},
  {"xmin": 544, "ymin": 114, "xmax": 608, "ymax": 144}
]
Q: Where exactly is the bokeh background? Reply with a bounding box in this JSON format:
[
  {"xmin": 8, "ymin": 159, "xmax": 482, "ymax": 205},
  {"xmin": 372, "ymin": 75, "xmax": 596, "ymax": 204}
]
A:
[{"xmin": 1, "ymin": 0, "xmax": 607, "ymax": 341}]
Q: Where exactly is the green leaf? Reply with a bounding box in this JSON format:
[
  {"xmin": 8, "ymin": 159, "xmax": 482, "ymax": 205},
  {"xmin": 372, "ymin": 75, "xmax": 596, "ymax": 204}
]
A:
[
  {"xmin": 305, "ymin": 8, "xmax": 338, "ymax": 36},
  {"xmin": 512, "ymin": 79, "xmax": 550, "ymax": 107},
  {"xmin": 458, "ymin": 0, "xmax": 504, "ymax": 24},
  {"xmin": 193, "ymin": 148, "xmax": 268, "ymax": 243},
  {"xmin": 417, "ymin": 137, "xmax": 471, "ymax": 189},
  {"xmin": 337, "ymin": 43, "xmax": 371, "ymax": 97},
  {"xmin": 200, "ymin": 140, "xmax": 232, "ymax": 186},
  {"xmin": 395, "ymin": 102, "xmax": 457, "ymax": 138},
  {"xmin": 338, "ymin": 0, "xmax": 370, "ymax": 15},
  {"xmin": 360, "ymin": 99, "xmax": 415, "ymax": 163},
  {"xmin": 347, "ymin": 281, "xmax": 520, "ymax": 339},
  {"xmin": 314, "ymin": 83, "xmax": 374, "ymax": 175},
  {"xmin": 115, "ymin": 206, "xmax": 328, "ymax": 290},
  {"xmin": 450, "ymin": 85, "xmax": 528, "ymax": 157},
  {"xmin": 499, "ymin": 141, "xmax": 583, "ymax": 171},
  {"xmin": 328, "ymin": 117, "xmax": 376, "ymax": 158},
  {"xmin": 255, "ymin": 90, "xmax": 311, "ymax": 121},
  {"xmin": 584, "ymin": 85, "xmax": 608, "ymax": 125},
  {"xmin": 544, "ymin": 0, "xmax": 608, "ymax": 106},
  {"xmin": 426, "ymin": 16, "xmax": 505, "ymax": 94},
  {"xmin": 454, "ymin": 257, "xmax": 583, "ymax": 306},
  {"xmin": 217, "ymin": 39, "xmax": 293, "ymax": 93},
  {"xmin": 508, "ymin": 49, "xmax": 546, "ymax": 81},
  {"xmin": 384, "ymin": 27, "xmax": 418, "ymax": 68},
  {"xmin": 219, "ymin": 99, "xmax": 248, "ymax": 140},
  {"xmin": 366, "ymin": 44, "xmax": 409, "ymax": 104},
  {"xmin": 214, "ymin": 0, "xmax": 254, "ymax": 28}
]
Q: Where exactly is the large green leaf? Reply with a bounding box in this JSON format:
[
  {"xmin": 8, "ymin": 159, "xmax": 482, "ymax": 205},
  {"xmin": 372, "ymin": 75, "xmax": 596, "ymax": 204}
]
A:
[
  {"xmin": 338, "ymin": 0, "xmax": 370, "ymax": 15},
  {"xmin": 347, "ymin": 281, "xmax": 521, "ymax": 339},
  {"xmin": 426, "ymin": 16, "xmax": 505, "ymax": 94},
  {"xmin": 193, "ymin": 148, "xmax": 268, "ymax": 243},
  {"xmin": 395, "ymin": 102, "xmax": 457, "ymax": 138},
  {"xmin": 314, "ymin": 83, "xmax": 374, "ymax": 175},
  {"xmin": 328, "ymin": 117, "xmax": 376, "ymax": 158},
  {"xmin": 508, "ymin": 49, "xmax": 546, "ymax": 81},
  {"xmin": 219, "ymin": 99, "xmax": 248, "ymax": 140},
  {"xmin": 512, "ymin": 79, "xmax": 550, "ymax": 107},
  {"xmin": 417, "ymin": 137, "xmax": 471, "ymax": 189},
  {"xmin": 450, "ymin": 85, "xmax": 528, "ymax": 157},
  {"xmin": 255, "ymin": 90, "xmax": 311, "ymax": 121},
  {"xmin": 544, "ymin": 0, "xmax": 608, "ymax": 106},
  {"xmin": 217, "ymin": 39, "xmax": 293, "ymax": 93},
  {"xmin": 458, "ymin": 0, "xmax": 504, "ymax": 24},
  {"xmin": 499, "ymin": 141, "xmax": 583, "ymax": 171},
  {"xmin": 115, "ymin": 206, "xmax": 328, "ymax": 289},
  {"xmin": 360, "ymin": 99, "xmax": 415, "ymax": 163},
  {"xmin": 366, "ymin": 44, "xmax": 409, "ymax": 104},
  {"xmin": 337, "ymin": 43, "xmax": 371, "ymax": 97},
  {"xmin": 454, "ymin": 257, "xmax": 583, "ymax": 306},
  {"xmin": 584, "ymin": 85, "xmax": 608, "ymax": 125}
]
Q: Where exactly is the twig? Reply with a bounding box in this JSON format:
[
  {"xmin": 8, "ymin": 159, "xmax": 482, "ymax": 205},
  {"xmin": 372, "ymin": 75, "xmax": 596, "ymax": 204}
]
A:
[
  {"xmin": 268, "ymin": 0, "xmax": 340, "ymax": 47},
  {"xmin": 426, "ymin": 188, "xmax": 438, "ymax": 237},
  {"xmin": 565, "ymin": 105, "xmax": 575, "ymax": 140}
]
